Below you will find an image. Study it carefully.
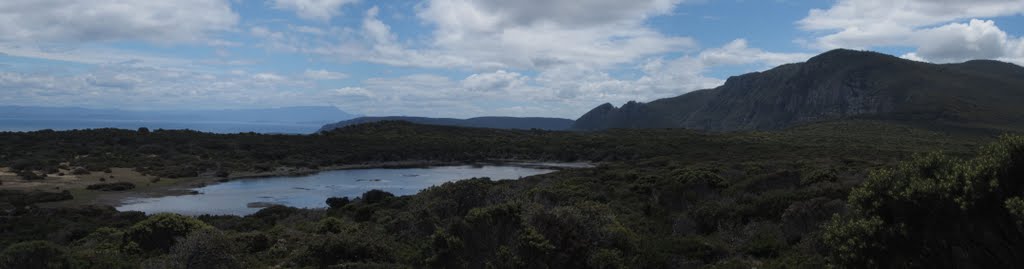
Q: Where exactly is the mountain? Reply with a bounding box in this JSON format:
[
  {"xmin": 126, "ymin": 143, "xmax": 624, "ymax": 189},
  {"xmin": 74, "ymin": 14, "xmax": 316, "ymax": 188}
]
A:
[
  {"xmin": 0, "ymin": 106, "xmax": 358, "ymax": 133},
  {"xmin": 573, "ymin": 49, "xmax": 1024, "ymax": 132},
  {"xmin": 319, "ymin": 116, "xmax": 575, "ymax": 132}
]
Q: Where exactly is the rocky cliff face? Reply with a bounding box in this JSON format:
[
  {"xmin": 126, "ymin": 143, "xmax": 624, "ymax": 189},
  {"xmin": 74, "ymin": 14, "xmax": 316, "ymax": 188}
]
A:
[{"xmin": 573, "ymin": 49, "xmax": 1024, "ymax": 131}]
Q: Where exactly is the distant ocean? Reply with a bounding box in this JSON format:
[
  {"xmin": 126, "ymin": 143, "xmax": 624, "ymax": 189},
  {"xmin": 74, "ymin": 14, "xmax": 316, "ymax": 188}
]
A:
[{"xmin": 0, "ymin": 118, "xmax": 324, "ymax": 134}]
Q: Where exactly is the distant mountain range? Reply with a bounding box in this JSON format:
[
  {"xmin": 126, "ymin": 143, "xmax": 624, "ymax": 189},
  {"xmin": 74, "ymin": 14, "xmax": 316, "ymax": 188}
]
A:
[
  {"xmin": 8, "ymin": 49, "xmax": 1024, "ymax": 134},
  {"xmin": 319, "ymin": 116, "xmax": 575, "ymax": 132},
  {"xmin": 573, "ymin": 49, "xmax": 1024, "ymax": 132},
  {"xmin": 0, "ymin": 106, "xmax": 357, "ymax": 133}
]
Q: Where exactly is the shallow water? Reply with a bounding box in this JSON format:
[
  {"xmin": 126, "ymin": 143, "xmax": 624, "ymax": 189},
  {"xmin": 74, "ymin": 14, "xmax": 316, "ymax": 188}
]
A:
[{"xmin": 116, "ymin": 165, "xmax": 566, "ymax": 216}]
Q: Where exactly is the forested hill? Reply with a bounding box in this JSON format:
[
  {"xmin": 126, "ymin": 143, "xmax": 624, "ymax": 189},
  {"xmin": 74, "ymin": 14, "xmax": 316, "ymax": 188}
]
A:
[
  {"xmin": 573, "ymin": 49, "xmax": 1024, "ymax": 132},
  {"xmin": 318, "ymin": 116, "xmax": 575, "ymax": 132}
]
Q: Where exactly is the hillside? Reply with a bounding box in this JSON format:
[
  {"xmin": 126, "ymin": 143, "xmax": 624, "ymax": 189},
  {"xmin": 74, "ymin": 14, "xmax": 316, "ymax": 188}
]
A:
[
  {"xmin": 318, "ymin": 116, "xmax": 575, "ymax": 132},
  {"xmin": 573, "ymin": 49, "xmax": 1024, "ymax": 132}
]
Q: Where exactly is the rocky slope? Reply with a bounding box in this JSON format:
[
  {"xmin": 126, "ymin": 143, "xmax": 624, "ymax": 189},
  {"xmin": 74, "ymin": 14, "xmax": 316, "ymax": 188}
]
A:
[{"xmin": 573, "ymin": 49, "xmax": 1024, "ymax": 131}]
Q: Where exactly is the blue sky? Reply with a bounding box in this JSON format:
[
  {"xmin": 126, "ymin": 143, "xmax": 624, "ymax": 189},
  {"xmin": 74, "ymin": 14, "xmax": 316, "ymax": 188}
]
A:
[{"xmin": 1, "ymin": 0, "xmax": 1023, "ymax": 119}]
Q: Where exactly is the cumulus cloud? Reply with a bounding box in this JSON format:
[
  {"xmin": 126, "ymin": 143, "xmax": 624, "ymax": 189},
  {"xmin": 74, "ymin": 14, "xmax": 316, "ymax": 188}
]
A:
[
  {"xmin": 699, "ymin": 39, "xmax": 813, "ymax": 67},
  {"xmin": 416, "ymin": 0, "xmax": 696, "ymax": 70},
  {"xmin": 272, "ymin": 0, "xmax": 359, "ymax": 21},
  {"xmin": 0, "ymin": 63, "xmax": 323, "ymax": 110},
  {"xmin": 461, "ymin": 70, "xmax": 526, "ymax": 92},
  {"xmin": 0, "ymin": 1, "xmax": 238, "ymax": 43},
  {"xmin": 252, "ymin": 73, "xmax": 287, "ymax": 82},
  {"xmin": 799, "ymin": 0, "xmax": 1024, "ymax": 31},
  {"xmin": 421, "ymin": 0, "xmax": 682, "ymax": 29},
  {"xmin": 799, "ymin": 0, "xmax": 1024, "ymax": 64},
  {"xmin": 909, "ymin": 19, "xmax": 1023, "ymax": 63},
  {"xmin": 0, "ymin": 0, "xmax": 824, "ymax": 119},
  {"xmin": 331, "ymin": 87, "xmax": 373, "ymax": 98},
  {"xmin": 304, "ymin": 69, "xmax": 349, "ymax": 80},
  {"xmin": 263, "ymin": 2, "xmax": 696, "ymax": 70}
]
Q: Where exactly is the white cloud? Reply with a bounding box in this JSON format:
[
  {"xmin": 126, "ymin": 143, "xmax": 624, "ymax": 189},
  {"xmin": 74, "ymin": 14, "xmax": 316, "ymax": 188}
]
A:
[
  {"xmin": 304, "ymin": 69, "xmax": 349, "ymax": 80},
  {"xmin": 461, "ymin": 70, "xmax": 526, "ymax": 92},
  {"xmin": 799, "ymin": 0, "xmax": 1024, "ymax": 31},
  {"xmin": 799, "ymin": 0, "xmax": 1024, "ymax": 64},
  {"xmin": 420, "ymin": 0, "xmax": 682, "ymax": 30},
  {"xmin": 252, "ymin": 73, "xmax": 286, "ymax": 82},
  {"xmin": 910, "ymin": 19, "xmax": 1023, "ymax": 63},
  {"xmin": 0, "ymin": 1, "xmax": 238, "ymax": 43},
  {"xmin": 251, "ymin": 27, "xmax": 285, "ymax": 40},
  {"xmin": 0, "ymin": 63, "xmax": 322, "ymax": 110},
  {"xmin": 272, "ymin": 0, "xmax": 359, "ymax": 21},
  {"xmin": 269, "ymin": 2, "xmax": 697, "ymax": 71},
  {"xmin": 331, "ymin": 87, "xmax": 373, "ymax": 99},
  {"xmin": 699, "ymin": 39, "xmax": 812, "ymax": 67},
  {"xmin": 414, "ymin": 0, "xmax": 696, "ymax": 70}
]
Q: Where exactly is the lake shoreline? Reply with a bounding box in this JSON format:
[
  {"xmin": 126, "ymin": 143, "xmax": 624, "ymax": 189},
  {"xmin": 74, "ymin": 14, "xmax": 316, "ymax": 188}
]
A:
[
  {"xmin": 115, "ymin": 162, "xmax": 584, "ymax": 215},
  {"xmin": 20, "ymin": 159, "xmax": 591, "ymax": 209}
]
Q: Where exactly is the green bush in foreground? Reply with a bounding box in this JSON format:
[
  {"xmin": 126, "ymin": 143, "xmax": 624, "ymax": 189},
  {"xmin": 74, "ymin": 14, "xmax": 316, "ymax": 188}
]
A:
[
  {"xmin": 123, "ymin": 213, "xmax": 211, "ymax": 252},
  {"xmin": 0, "ymin": 240, "xmax": 70, "ymax": 269},
  {"xmin": 826, "ymin": 135, "xmax": 1024, "ymax": 268}
]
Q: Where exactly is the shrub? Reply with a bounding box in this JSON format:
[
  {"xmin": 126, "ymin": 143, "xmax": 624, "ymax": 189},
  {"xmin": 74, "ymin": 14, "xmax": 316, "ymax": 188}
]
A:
[
  {"xmin": 166, "ymin": 229, "xmax": 242, "ymax": 269},
  {"xmin": 799, "ymin": 167, "xmax": 838, "ymax": 186},
  {"xmin": 123, "ymin": 213, "xmax": 211, "ymax": 252},
  {"xmin": 0, "ymin": 240, "xmax": 71, "ymax": 269},
  {"xmin": 826, "ymin": 136, "xmax": 1024, "ymax": 268},
  {"xmin": 675, "ymin": 167, "xmax": 728, "ymax": 189},
  {"xmin": 71, "ymin": 167, "xmax": 90, "ymax": 175},
  {"xmin": 16, "ymin": 170, "xmax": 44, "ymax": 180},
  {"xmin": 317, "ymin": 217, "xmax": 356, "ymax": 234},
  {"xmin": 86, "ymin": 182, "xmax": 136, "ymax": 191},
  {"xmin": 232, "ymin": 232, "xmax": 270, "ymax": 253},
  {"xmin": 361, "ymin": 189, "xmax": 394, "ymax": 204},
  {"xmin": 326, "ymin": 197, "xmax": 351, "ymax": 209},
  {"xmin": 298, "ymin": 232, "xmax": 394, "ymax": 267},
  {"xmin": 740, "ymin": 222, "xmax": 787, "ymax": 258},
  {"xmin": 249, "ymin": 205, "xmax": 299, "ymax": 226}
]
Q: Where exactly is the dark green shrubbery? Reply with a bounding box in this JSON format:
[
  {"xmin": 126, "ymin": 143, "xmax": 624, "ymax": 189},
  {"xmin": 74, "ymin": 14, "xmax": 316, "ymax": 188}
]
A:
[
  {"xmin": 0, "ymin": 240, "xmax": 70, "ymax": 269},
  {"xmin": 0, "ymin": 121, "xmax": 1002, "ymax": 268},
  {"xmin": 826, "ymin": 135, "xmax": 1024, "ymax": 268},
  {"xmin": 123, "ymin": 213, "xmax": 211, "ymax": 252},
  {"xmin": 165, "ymin": 229, "xmax": 243, "ymax": 269},
  {"xmin": 326, "ymin": 197, "xmax": 351, "ymax": 209},
  {"xmin": 361, "ymin": 189, "xmax": 395, "ymax": 204},
  {"xmin": 86, "ymin": 182, "xmax": 136, "ymax": 191}
]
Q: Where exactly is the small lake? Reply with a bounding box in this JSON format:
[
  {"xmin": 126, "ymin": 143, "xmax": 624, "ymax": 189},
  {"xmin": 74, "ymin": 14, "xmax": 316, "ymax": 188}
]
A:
[{"xmin": 116, "ymin": 165, "xmax": 572, "ymax": 216}]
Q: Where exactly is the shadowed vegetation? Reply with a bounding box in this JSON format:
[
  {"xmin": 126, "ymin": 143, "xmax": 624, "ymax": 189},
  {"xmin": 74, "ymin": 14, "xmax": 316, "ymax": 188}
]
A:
[{"xmin": 0, "ymin": 120, "xmax": 1013, "ymax": 268}]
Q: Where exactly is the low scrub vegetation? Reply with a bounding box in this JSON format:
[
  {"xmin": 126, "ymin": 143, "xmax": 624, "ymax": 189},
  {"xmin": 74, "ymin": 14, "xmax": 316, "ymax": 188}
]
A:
[{"xmin": 0, "ymin": 121, "xmax": 1014, "ymax": 267}]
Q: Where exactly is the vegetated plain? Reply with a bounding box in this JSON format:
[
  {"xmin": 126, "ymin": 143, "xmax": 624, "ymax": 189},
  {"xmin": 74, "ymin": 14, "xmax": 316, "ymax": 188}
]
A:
[{"xmin": 0, "ymin": 119, "xmax": 1012, "ymax": 268}]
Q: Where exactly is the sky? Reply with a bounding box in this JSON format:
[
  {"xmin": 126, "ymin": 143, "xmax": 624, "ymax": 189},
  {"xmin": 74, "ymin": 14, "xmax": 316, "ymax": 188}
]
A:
[{"xmin": 1, "ymin": 0, "xmax": 1023, "ymax": 119}]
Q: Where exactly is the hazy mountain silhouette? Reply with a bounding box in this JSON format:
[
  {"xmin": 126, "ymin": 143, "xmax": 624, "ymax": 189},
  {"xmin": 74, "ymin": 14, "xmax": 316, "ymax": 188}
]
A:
[{"xmin": 319, "ymin": 116, "xmax": 575, "ymax": 132}]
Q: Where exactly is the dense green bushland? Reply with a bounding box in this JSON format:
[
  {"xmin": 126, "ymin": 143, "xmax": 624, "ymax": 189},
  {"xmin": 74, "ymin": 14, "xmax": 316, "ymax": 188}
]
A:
[
  {"xmin": 0, "ymin": 120, "xmax": 1010, "ymax": 268},
  {"xmin": 826, "ymin": 135, "xmax": 1024, "ymax": 268},
  {"xmin": 0, "ymin": 120, "xmax": 975, "ymax": 180}
]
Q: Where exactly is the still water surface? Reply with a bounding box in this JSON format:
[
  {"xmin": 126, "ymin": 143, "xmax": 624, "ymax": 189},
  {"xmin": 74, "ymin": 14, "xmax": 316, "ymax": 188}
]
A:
[{"xmin": 116, "ymin": 165, "xmax": 566, "ymax": 216}]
